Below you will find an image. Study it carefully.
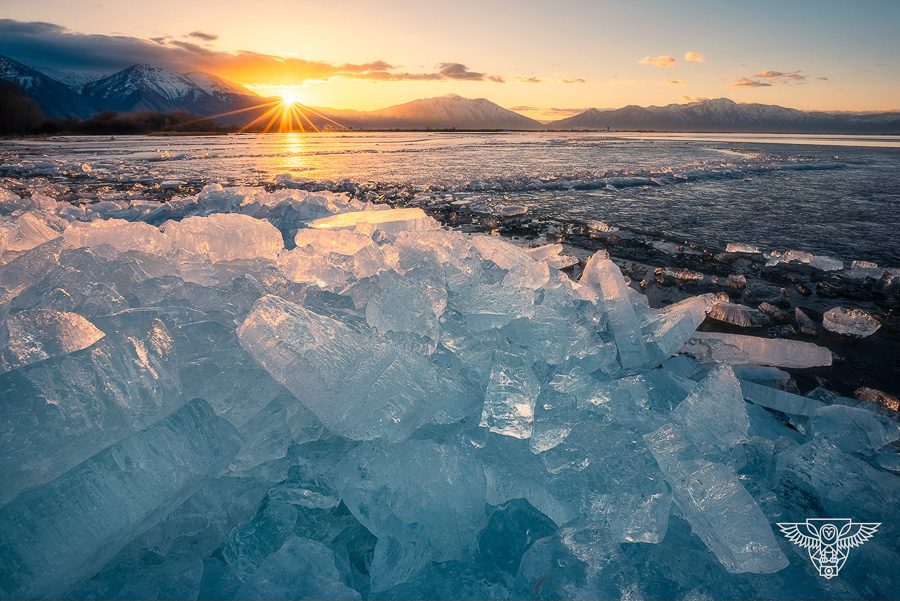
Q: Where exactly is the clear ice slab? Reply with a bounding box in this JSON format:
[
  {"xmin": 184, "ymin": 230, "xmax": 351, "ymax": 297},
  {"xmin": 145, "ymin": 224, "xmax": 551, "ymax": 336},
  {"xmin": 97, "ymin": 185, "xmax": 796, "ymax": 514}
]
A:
[{"xmin": 237, "ymin": 294, "xmax": 477, "ymax": 441}]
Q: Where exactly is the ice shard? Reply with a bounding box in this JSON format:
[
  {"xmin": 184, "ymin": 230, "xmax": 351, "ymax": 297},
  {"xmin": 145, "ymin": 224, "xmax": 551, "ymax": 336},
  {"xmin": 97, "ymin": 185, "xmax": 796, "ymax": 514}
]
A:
[
  {"xmin": 480, "ymin": 350, "xmax": 541, "ymax": 439},
  {"xmin": 237, "ymin": 294, "xmax": 477, "ymax": 441},
  {"xmin": 335, "ymin": 440, "xmax": 487, "ymax": 562},
  {"xmin": 644, "ymin": 423, "xmax": 788, "ymax": 574},
  {"xmin": 683, "ymin": 331, "xmax": 832, "ymax": 368},
  {"xmin": 643, "ymin": 294, "xmax": 713, "ymax": 358},
  {"xmin": 0, "ymin": 399, "xmax": 241, "ymax": 599},
  {"xmin": 822, "ymin": 306, "xmax": 881, "ymax": 338},
  {"xmin": 0, "ymin": 309, "xmax": 105, "ymax": 373},
  {"xmin": 671, "ymin": 365, "xmax": 749, "ymax": 452},
  {"xmin": 581, "ymin": 251, "xmax": 648, "ymax": 369},
  {"xmin": 739, "ymin": 379, "xmax": 824, "ymax": 416},
  {"xmin": 234, "ymin": 537, "xmax": 361, "ymax": 600}
]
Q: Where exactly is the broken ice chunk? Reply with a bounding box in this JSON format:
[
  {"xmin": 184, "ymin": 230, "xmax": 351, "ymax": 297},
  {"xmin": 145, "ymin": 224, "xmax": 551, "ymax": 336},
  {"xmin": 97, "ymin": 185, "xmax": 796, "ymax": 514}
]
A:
[
  {"xmin": 234, "ymin": 537, "xmax": 360, "ymax": 600},
  {"xmin": 0, "ymin": 213, "xmax": 61, "ymax": 265},
  {"xmin": 644, "ymin": 423, "xmax": 788, "ymax": 574},
  {"xmin": 526, "ymin": 243, "xmax": 578, "ymax": 269},
  {"xmin": 480, "ymin": 351, "xmax": 541, "ymax": 439},
  {"xmin": 707, "ymin": 301, "xmax": 768, "ymax": 328},
  {"xmin": 683, "ymin": 332, "xmax": 832, "ymax": 368},
  {"xmin": 448, "ymin": 280, "xmax": 535, "ymax": 331},
  {"xmin": 162, "ymin": 213, "xmax": 283, "ymax": 261},
  {"xmin": 822, "ymin": 307, "xmax": 881, "ymax": 338},
  {"xmin": 471, "ymin": 236, "xmax": 550, "ymax": 290},
  {"xmin": 809, "ymin": 405, "xmax": 899, "ymax": 454},
  {"xmin": 671, "ymin": 365, "xmax": 749, "ymax": 452},
  {"xmin": 581, "ymin": 251, "xmax": 648, "ymax": 369},
  {"xmin": 776, "ymin": 438, "xmax": 900, "ymax": 518},
  {"xmin": 725, "ymin": 242, "xmax": 761, "ymax": 254},
  {"xmin": 0, "ymin": 399, "xmax": 241, "ymax": 599},
  {"xmin": 309, "ymin": 207, "xmax": 440, "ymax": 235},
  {"xmin": 732, "ymin": 365, "xmax": 793, "ymax": 389},
  {"xmin": 237, "ymin": 295, "xmax": 476, "ymax": 441},
  {"xmin": 587, "ymin": 219, "xmax": 619, "ymax": 232},
  {"xmin": 336, "ymin": 440, "xmax": 487, "ymax": 562},
  {"xmin": 63, "ymin": 218, "xmax": 172, "ymax": 255},
  {"xmin": 739, "ymin": 379, "xmax": 824, "ymax": 416},
  {"xmin": 766, "ymin": 249, "xmax": 843, "ymax": 271},
  {"xmin": 0, "ymin": 315, "xmax": 181, "ymax": 505},
  {"xmin": 643, "ymin": 294, "xmax": 713, "ymax": 358},
  {"xmin": 0, "ymin": 309, "xmax": 105, "ymax": 373},
  {"xmin": 364, "ymin": 266, "xmax": 447, "ymax": 342}
]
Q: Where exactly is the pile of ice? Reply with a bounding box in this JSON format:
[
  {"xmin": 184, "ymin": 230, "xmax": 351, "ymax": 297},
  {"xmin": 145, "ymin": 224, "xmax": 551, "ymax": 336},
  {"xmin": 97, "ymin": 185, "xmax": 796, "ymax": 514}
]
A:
[{"xmin": 1, "ymin": 184, "xmax": 898, "ymax": 600}]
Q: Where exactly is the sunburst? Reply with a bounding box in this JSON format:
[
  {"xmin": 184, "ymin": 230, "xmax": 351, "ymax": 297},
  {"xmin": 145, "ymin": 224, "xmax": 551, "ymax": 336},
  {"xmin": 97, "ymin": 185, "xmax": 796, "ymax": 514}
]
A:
[{"xmin": 176, "ymin": 89, "xmax": 347, "ymax": 133}]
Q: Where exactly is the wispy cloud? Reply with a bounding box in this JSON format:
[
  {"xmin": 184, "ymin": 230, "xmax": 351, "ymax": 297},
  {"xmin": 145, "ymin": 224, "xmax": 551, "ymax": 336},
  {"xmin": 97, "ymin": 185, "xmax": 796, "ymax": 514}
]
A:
[
  {"xmin": 730, "ymin": 69, "xmax": 808, "ymax": 88},
  {"xmin": 638, "ymin": 55, "xmax": 676, "ymax": 68},
  {"xmin": 729, "ymin": 77, "xmax": 772, "ymax": 88},
  {"xmin": 0, "ymin": 19, "xmax": 507, "ymax": 85},
  {"xmin": 680, "ymin": 95, "xmax": 710, "ymax": 103},
  {"xmin": 513, "ymin": 76, "xmax": 585, "ymax": 84},
  {"xmin": 684, "ymin": 51, "xmax": 705, "ymax": 63},
  {"xmin": 754, "ymin": 69, "xmax": 806, "ymax": 82},
  {"xmin": 342, "ymin": 63, "xmax": 504, "ymax": 83},
  {"xmin": 665, "ymin": 79, "xmax": 685, "ymax": 86},
  {"xmin": 186, "ymin": 31, "xmax": 217, "ymax": 42}
]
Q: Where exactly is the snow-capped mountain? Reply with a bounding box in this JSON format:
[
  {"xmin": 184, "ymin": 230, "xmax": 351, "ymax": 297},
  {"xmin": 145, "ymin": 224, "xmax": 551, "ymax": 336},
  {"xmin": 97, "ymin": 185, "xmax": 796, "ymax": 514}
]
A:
[
  {"xmin": 81, "ymin": 64, "xmax": 262, "ymax": 116},
  {"xmin": 546, "ymin": 98, "xmax": 900, "ymax": 133},
  {"xmin": 315, "ymin": 94, "xmax": 544, "ymax": 130},
  {"xmin": 0, "ymin": 55, "xmax": 94, "ymax": 117},
  {"xmin": 38, "ymin": 68, "xmax": 101, "ymax": 93}
]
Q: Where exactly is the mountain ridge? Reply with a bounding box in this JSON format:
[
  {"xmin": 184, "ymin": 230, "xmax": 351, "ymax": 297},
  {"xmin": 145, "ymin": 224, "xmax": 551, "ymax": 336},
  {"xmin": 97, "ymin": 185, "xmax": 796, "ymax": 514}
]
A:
[
  {"xmin": 1, "ymin": 55, "xmax": 899, "ymax": 133},
  {"xmin": 545, "ymin": 98, "xmax": 900, "ymax": 134}
]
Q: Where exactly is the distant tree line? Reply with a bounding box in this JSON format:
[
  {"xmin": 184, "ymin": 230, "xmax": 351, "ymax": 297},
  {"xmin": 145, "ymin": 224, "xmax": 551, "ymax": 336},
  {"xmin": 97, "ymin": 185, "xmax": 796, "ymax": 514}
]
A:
[{"xmin": 0, "ymin": 82, "xmax": 232, "ymax": 135}]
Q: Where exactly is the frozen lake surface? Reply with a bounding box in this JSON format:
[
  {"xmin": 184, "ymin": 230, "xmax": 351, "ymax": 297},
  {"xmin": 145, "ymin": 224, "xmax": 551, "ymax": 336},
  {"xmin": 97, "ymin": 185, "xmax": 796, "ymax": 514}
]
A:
[{"xmin": 2, "ymin": 131, "xmax": 899, "ymax": 265}]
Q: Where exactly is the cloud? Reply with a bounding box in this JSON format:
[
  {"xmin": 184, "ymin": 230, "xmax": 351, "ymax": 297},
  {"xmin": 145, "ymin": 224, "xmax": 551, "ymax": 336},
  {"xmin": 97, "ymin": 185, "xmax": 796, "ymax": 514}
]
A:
[
  {"xmin": 729, "ymin": 69, "xmax": 807, "ymax": 88},
  {"xmin": 186, "ymin": 31, "xmax": 217, "ymax": 42},
  {"xmin": 436, "ymin": 62, "xmax": 504, "ymax": 82},
  {"xmin": 684, "ymin": 51, "xmax": 705, "ymax": 63},
  {"xmin": 347, "ymin": 63, "xmax": 504, "ymax": 83},
  {"xmin": 729, "ymin": 77, "xmax": 772, "ymax": 88},
  {"xmin": 754, "ymin": 69, "xmax": 806, "ymax": 82},
  {"xmin": 680, "ymin": 95, "xmax": 709, "ymax": 103},
  {"xmin": 514, "ymin": 76, "xmax": 586, "ymax": 84},
  {"xmin": 664, "ymin": 79, "xmax": 685, "ymax": 86},
  {"xmin": 818, "ymin": 76, "xmax": 829, "ymax": 81},
  {"xmin": 0, "ymin": 19, "xmax": 506, "ymax": 84},
  {"xmin": 638, "ymin": 55, "xmax": 676, "ymax": 68}
]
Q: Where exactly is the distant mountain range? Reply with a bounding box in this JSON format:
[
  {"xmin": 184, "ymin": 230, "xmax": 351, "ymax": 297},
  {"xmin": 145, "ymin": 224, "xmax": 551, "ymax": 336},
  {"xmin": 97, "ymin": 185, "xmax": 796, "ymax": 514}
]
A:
[
  {"xmin": 2, "ymin": 54, "xmax": 899, "ymax": 133},
  {"xmin": 549, "ymin": 98, "xmax": 900, "ymax": 134},
  {"xmin": 312, "ymin": 95, "xmax": 543, "ymax": 130}
]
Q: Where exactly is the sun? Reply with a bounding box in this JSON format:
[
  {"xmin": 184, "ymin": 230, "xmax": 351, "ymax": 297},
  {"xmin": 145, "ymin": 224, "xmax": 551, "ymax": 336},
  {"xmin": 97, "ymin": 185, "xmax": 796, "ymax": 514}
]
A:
[
  {"xmin": 201, "ymin": 83, "xmax": 347, "ymax": 133},
  {"xmin": 278, "ymin": 88, "xmax": 303, "ymax": 106}
]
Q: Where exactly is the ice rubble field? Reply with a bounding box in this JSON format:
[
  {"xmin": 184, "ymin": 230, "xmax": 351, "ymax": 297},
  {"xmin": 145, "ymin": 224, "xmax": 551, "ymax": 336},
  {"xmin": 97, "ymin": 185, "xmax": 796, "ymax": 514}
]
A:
[{"xmin": 0, "ymin": 184, "xmax": 898, "ymax": 600}]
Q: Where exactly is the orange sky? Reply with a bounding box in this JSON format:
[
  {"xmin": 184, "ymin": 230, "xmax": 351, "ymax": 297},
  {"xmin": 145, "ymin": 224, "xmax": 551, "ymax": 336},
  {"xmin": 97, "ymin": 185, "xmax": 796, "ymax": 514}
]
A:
[{"xmin": 1, "ymin": 0, "xmax": 898, "ymax": 117}]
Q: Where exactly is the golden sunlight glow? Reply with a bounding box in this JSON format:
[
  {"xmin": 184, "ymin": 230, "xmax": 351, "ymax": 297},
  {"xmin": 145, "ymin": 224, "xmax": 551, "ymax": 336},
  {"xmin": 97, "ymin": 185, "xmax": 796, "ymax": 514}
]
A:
[
  {"xmin": 277, "ymin": 88, "xmax": 303, "ymax": 106},
  {"xmin": 204, "ymin": 84, "xmax": 346, "ymax": 133}
]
